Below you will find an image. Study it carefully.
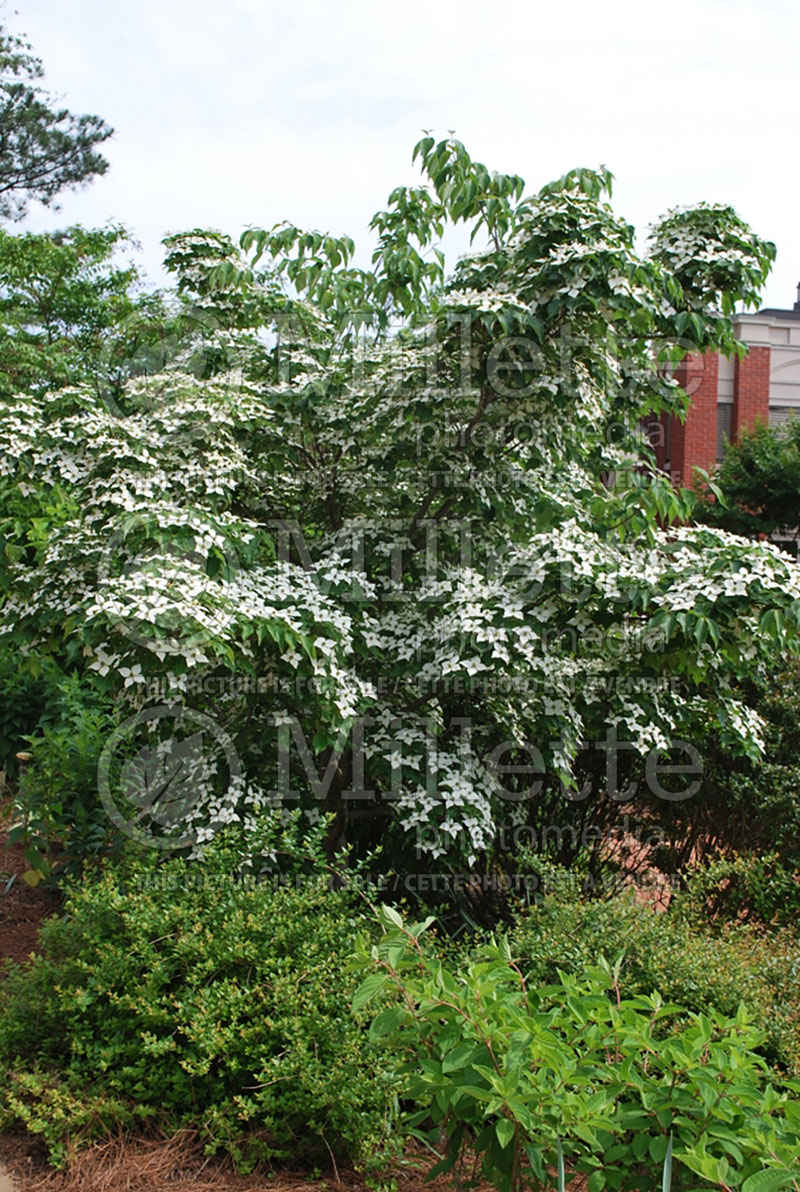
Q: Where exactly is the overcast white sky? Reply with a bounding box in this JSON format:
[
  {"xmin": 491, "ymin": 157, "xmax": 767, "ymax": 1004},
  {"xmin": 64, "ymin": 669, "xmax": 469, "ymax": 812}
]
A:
[{"xmin": 7, "ymin": 0, "xmax": 800, "ymax": 308}]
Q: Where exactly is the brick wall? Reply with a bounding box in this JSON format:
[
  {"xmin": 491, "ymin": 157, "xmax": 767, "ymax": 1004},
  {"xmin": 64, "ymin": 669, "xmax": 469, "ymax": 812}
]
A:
[
  {"xmin": 732, "ymin": 345, "xmax": 770, "ymax": 437},
  {"xmin": 668, "ymin": 351, "xmax": 719, "ymax": 488}
]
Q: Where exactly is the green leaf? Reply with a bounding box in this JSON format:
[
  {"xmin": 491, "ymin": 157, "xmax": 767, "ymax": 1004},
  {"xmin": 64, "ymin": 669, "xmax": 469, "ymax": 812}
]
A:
[
  {"xmin": 351, "ymin": 972, "xmax": 388, "ymax": 1012},
  {"xmin": 741, "ymin": 1170, "xmax": 798, "ymax": 1192},
  {"xmin": 557, "ymin": 1138, "xmax": 566, "ymax": 1192},
  {"xmin": 442, "ymin": 1043, "xmax": 476, "ymax": 1073},
  {"xmin": 381, "ymin": 904, "xmax": 404, "ymax": 930},
  {"xmin": 425, "ymin": 1150, "xmax": 460, "ymax": 1180},
  {"xmin": 662, "ymin": 1134, "xmax": 673, "ymax": 1192},
  {"xmin": 368, "ymin": 1007, "xmax": 405, "ymax": 1039},
  {"xmin": 495, "ymin": 1118, "xmax": 515, "ymax": 1150}
]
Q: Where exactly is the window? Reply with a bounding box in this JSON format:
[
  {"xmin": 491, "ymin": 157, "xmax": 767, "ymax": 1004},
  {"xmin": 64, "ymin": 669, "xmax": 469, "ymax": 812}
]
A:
[
  {"xmin": 769, "ymin": 405, "xmax": 799, "ymax": 429},
  {"xmin": 717, "ymin": 403, "xmax": 732, "ymax": 461}
]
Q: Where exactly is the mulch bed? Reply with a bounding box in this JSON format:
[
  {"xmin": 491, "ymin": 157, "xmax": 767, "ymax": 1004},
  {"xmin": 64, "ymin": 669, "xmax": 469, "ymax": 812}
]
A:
[
  {"xmin": 0, "ymin": 1130, "xmax": 368, "ymax": 1192},
  {"xmin": 0, "ymin": 1131, "xmax": 589, "ymax": 1192},
  {"xmin": 0, "ymin": 798, "xmax": 61, "ymax": 968}
]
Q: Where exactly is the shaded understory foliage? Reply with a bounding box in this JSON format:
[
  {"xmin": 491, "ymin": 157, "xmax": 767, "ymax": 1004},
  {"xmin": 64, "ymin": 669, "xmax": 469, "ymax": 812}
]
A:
[{"xmin": 2, "ymin": 858, "xmax": 799, "ymax": 1188}]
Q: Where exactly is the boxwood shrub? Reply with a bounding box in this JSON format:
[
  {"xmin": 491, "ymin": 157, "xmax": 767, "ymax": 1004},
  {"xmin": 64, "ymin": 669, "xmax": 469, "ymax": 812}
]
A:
[{"xmin": 0, "ymin": 834, "xmax": 395, "ymax": 1170}]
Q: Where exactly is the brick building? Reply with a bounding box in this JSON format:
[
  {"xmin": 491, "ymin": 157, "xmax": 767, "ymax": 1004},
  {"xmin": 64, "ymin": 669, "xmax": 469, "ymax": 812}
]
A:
[{"xmin": 650, "ymin": 287, "xmax": 800, "ymax": 487}]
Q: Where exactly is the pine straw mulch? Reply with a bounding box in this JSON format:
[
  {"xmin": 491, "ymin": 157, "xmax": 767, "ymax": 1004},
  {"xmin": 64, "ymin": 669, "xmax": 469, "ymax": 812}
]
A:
[
  {"xmin": 0, "ymin": 1129, "xmax": 591, "ymax": 1192},
  {"xmin": 0, "ymin": 1129, "xmax": 340, "ymax": 1192}
]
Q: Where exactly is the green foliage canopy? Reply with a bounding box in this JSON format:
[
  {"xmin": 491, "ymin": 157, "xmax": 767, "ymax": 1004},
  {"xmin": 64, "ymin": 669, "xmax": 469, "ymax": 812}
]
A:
[
  {"xmin": 697, "ymin": 416, "xmax": 800, "ymax": 548},
  {"xmin": 0, "ymin": 223, "xmax": 170, "ymax": 402},
  {"xmin": 1, "ymin": 138, "xmax": 797, "ymax": 869}
]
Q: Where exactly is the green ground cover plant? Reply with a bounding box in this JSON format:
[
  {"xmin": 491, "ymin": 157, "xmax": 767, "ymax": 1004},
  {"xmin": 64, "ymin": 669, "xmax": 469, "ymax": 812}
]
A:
[
  {"xmin": 505, "ymin": 871, "xmax": 800, "ymax": 1074},
  {"xmin": 354, "ymin": 906, "xmax": 800, "ymax": 1192}
]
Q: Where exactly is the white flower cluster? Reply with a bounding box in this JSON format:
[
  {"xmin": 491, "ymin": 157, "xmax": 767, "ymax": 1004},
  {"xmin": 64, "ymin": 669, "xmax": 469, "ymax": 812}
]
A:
[{"xmin": 0, "ymin": 197, "xmax": 794, "ymax": 861}]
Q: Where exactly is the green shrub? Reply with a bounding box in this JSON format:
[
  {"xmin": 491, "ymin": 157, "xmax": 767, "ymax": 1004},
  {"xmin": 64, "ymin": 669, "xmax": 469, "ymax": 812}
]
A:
[
  {"xmin": 0, "ymin": 830, "xmax": 394, "ymax": 1170},
  {"xmin": 673, "ymin": 660, "xmax": 800, "ymax": 877},
  {"xmin": 0, "ymin": 652, "xmax": 69, "ymax": 778},
  {"xmin": 354, "ymin": 907, "xmax": 800, "ymax": 1192},
  {"xmin": 504, "ymin": 882, "xmax": 800, "ymax": 1074},
  {"xmin": 2, "ymin": 668, "xmax": 120, "ymax": 880},
  {"xmin": 674, "ymin": 851, "xmax": 800, "ymax": 929}
]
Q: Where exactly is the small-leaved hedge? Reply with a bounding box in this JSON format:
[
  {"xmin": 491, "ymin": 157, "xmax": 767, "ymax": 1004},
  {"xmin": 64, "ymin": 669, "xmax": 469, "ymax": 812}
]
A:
[{"xmin": 0, "ymin": 830, "xmax": 394, "ymax": 1171}]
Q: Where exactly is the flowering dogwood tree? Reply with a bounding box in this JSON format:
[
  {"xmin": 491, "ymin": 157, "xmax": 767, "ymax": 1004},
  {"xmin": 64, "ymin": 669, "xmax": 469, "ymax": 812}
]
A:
[{"xmin": 2, "ymin": 137, "xmax": 798, "ymax": 867}]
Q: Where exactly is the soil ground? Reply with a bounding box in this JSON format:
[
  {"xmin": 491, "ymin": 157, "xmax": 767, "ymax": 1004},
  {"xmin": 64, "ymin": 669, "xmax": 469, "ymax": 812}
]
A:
[{"xmin": 0, "ymin": 798, "xmax": 61, "ymax": 968}]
